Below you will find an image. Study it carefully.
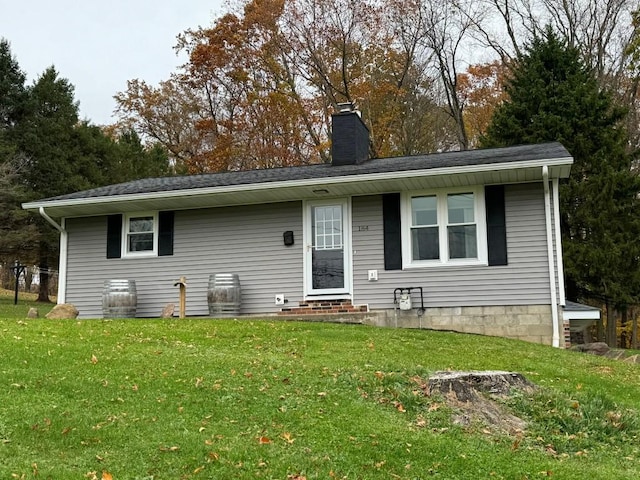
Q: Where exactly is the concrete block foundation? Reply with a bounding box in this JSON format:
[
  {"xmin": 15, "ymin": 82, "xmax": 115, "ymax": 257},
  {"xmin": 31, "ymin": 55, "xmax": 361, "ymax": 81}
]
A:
[{"xmin": 364, "ymin": 304, "xmax": 558, "ymax": 346}]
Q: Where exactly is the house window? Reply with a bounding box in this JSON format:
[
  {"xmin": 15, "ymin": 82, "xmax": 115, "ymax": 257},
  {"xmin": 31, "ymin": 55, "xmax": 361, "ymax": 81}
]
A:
[
  {"xmin": 403, "ymin": 187, "xmax": 487, "ymax": 267},
  {"xmin": 124, "ymin": 213, "xmax": 157, "ymax": 256}
]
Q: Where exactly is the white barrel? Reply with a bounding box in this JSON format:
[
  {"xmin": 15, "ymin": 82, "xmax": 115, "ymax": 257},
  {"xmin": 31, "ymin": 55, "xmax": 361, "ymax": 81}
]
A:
[
  {"xmin": 102, "ymin": 279, "xmax": 137, "ymax": 318},
  {"xmin": 207, "ymin": 274, "xmax": 241, "ymax": 317}
]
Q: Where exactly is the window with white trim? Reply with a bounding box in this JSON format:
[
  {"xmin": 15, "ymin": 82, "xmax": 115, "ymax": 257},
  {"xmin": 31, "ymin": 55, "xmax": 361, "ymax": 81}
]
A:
[
  {"xmin": 123, "ymin": 213, "xmax": 158, "ymax": 256},
  {"xmin": 403, "ymin": 187, "xmax": 487, "ymax": 267}
]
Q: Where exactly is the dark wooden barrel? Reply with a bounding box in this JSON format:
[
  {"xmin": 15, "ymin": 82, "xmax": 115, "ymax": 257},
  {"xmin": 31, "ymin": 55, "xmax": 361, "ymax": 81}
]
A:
[
  {"xmin": 102, "ymin": 279, "xmax": 137, "ymax": 318},
  {"xmin": 207, "ymin": 274, "xmax": 241, "ymax": 317}
]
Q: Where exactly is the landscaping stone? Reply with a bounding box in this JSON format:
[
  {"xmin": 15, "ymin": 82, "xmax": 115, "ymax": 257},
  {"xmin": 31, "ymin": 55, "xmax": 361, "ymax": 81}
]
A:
[
  {"xmin": 27, "ymin": 307, "xmax": 38, "ymax": 318},
  {"xmin": 45, "ymin": 304, "xmax": 79, "ymax": 319},
  {"xmin": 161, "ymin": 303, "xmax": 175, "ymax": 318},
  {"xmin": 605, "ymin": 350, "xmax": 627, "ymax": 361},
  {"xmin": 572, "ymin": 342, "xmax": 610, "ymax": 356}
]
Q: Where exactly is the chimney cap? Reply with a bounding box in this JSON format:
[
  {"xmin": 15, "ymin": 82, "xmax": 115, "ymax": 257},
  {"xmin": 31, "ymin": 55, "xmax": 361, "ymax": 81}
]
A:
[{"xmin": 336, "ymin": 102, "xmax": 355, "ymax": 113}]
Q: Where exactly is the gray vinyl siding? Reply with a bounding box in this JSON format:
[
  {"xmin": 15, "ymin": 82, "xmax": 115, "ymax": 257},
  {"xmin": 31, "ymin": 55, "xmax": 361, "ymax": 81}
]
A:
[
  {"xmin": 351, "ymin": 183, "xmax": 554, "ymax": 308},
  {"xmin": 65, "ymin": 202, "xmax": 304, "ymax": 318},
  {"xmin": 65, "ymin": 183, "xmax": 557, "ymax": 317}
]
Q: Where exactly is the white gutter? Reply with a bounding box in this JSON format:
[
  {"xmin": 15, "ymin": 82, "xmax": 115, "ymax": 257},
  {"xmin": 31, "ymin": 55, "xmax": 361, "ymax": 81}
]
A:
[
  {"xmin": 22, "ymin": 156, "xmax": 573, "ymax": 211},
  {"xmin": 552, "ymin": 178, "xmax": 566, "ymax": 306},
  {"xmin": 542, "ymin": 167, "xmax": 560, "ymax": 347},
  {"xmin": 38, "ymin": 207, "xmax": 67, "ymax": 304}
]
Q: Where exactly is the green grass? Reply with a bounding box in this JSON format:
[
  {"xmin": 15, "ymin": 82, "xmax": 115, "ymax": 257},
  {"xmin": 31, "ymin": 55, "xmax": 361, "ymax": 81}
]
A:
[
  {"xmin": 0, "ymin": 288, "xmax": 51, "ymax": 318},
  {"xmin": 0, "ymin": 298, "xmax": 639, "ymax": 479}
]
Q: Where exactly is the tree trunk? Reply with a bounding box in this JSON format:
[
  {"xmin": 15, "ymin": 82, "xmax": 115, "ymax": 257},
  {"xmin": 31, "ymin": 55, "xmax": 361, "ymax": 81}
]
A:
[
  {"xmin": 37, "ymin": 261, "xmax": 51, "ymax": 303},
  {"xmin": 0, "ymin": 262, "xmax": 11, "ymax": 290},
  {"xmin": 632, "ymin": 314, "xmax": 638, "ymax": 350},
  {"xmin": 25, "ymin": 268, "xmax": 33, "ymax": 293},
  {"xmin": 605, "ymin": 302, "xmax": 617, "ymax": 348},
  {"xmin": 597, "ymin": 305, "xmax": 605, "ymax": 342},
  {"xmin": 620, "ymin": 308, "xmax": 629, "ymax": 348}
]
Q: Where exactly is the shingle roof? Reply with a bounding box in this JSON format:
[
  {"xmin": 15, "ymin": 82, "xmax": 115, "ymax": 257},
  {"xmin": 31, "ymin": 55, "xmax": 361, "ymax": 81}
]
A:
[
  {"xmin": 42, "ymin": 142, "xmax": 571, "ymax": 202},
  {"xmin": 564, "ymin": 301, "xmax": 601, "ymax": 313}
]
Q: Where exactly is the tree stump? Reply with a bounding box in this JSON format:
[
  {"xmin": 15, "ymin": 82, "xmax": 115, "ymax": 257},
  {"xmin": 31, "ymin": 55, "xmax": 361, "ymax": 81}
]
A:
[
  {"xmin": 428, "ymin": 370, "xmax": 535, "ymax": 402},
  {"xmin": 426, "ymin": 371, "xmax": 535, "ymax": 434}
]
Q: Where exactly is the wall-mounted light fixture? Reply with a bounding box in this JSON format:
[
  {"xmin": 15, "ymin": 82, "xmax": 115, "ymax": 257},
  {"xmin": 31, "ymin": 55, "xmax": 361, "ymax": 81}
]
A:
[{"xmin": 283, "ymin": 231, "xmax": 294, "ymax": 246}]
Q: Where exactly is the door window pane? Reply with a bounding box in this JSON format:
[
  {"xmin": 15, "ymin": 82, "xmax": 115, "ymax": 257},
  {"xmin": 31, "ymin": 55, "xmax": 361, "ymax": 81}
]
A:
[{"xmin": 313, "ymin": 205, "xmax": 343, "ymax": 250}]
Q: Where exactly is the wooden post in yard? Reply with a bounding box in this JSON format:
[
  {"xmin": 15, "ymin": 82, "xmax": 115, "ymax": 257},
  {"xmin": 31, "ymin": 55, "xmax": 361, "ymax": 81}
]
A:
[{"xmin": 173, "ymin": 276, "xmax": 187, "ymax": 319}]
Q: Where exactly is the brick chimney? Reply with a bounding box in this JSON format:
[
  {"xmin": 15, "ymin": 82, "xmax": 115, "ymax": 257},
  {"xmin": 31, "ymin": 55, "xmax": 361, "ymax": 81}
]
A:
[{"xmin": 331, "ymin": 103, "xmax": 370, "ymax": 166}]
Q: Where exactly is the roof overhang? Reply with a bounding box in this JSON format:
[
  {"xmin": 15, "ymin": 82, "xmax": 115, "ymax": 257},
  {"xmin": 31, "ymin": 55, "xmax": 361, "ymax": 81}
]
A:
[{"xmin": 23, "ymin": 157, "xmax": 572, "ymax": 219}]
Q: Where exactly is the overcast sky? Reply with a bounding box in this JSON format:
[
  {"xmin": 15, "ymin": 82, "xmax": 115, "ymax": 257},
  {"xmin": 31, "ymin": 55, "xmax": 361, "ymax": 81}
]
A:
[{"xmin": 1, "ymin": 0, "xmax": 226, "ymax": 125}]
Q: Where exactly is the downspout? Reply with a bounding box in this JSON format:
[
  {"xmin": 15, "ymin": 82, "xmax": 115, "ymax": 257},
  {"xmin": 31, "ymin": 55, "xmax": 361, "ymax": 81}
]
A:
[
  {"xmin": 552, "ymin": 178, "xmax": 566, "ymax": 306},
  {"xmin": 542, "ymin": 167, "xmax": 560, "ymax": 347},
  {"xmin": 38, "ymin": 207, "xmax": 67, "ymax": 305}
]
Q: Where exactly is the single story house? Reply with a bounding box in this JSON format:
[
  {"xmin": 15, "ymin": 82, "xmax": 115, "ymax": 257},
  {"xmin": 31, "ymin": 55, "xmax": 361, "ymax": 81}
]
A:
[{"xmin": 23, "ymin": 109, "xmax": 597, "ymax": 347}]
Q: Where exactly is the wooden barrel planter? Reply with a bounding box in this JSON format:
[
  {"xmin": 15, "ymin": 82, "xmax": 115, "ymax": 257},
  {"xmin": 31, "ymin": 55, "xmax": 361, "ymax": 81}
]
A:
[
  {"xmin": 102, "ymin": 279, "xmax": 137, "ymax": 318},
  {"xmin": 207, "ymin": 274, "xmax": 241, "ymax": 317}
]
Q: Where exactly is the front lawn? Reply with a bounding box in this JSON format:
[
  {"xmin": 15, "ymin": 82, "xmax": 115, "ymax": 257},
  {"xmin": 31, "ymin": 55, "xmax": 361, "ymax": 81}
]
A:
[{"xmin": 0, "ymin": 309, "xmax": 638, "ymax": 479}]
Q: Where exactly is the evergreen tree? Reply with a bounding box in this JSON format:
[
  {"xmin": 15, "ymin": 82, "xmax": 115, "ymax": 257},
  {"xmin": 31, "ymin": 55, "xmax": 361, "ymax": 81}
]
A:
[
  {"xmin": 0, "ymin": 44, "xmax": 171, "ymax": 300},
  {"xmin": 481, "ymin": 27, "xmax": 640, "ymax": 346},
  {"xmin": 0, "ymin": 38, "xmax": 27, "ymax": 131},
  {"xmin": 10, "ymin": 67, "xmax": 81, "ymax": 300},
  {"xmin": 0, "ymin": 39, "xmax": 36, "ymax": 285}
]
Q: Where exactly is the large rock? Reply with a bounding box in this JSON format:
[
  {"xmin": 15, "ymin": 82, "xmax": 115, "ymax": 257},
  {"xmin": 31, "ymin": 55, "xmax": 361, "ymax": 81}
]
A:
[
  {"xmin": 45, "ymin": 304, "xmax": 79, "ymax": 319},
  {"xmin": 161, "ymin": 303, "xmax": 175, "ymax": 318},
  {"xmin": 624, "ymin": 354, "xmax": 640, "ymax": 364},
  {"xmin": 572, "ymin": 342, "xmax": 610, "ymax": 356}
]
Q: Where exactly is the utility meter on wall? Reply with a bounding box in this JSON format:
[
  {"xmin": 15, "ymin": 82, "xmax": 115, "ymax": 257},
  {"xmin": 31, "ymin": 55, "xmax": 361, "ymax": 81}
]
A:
[{"xmin": 398, "ymin": 293, "xmax": 412, "ymax": 311}]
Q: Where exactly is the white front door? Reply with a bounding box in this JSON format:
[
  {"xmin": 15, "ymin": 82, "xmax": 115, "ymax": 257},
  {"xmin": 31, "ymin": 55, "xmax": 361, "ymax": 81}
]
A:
[{"xmin": 304, "ymin": 199, "xmax": 352, "ymax": 296}]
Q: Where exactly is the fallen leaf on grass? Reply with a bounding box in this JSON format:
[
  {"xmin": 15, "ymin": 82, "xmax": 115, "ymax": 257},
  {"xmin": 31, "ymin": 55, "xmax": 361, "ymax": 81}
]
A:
[
  {"xmin": 258, "ymin": 436, "xmax": 271, "ymax": 444},
  {"xmin": 159, "ymin": 446, "xmax": 180, "ymax": 452},
  {"xmin": 281, "ymin": 432, "xmax": 295, "ymax": 444},
  {"xmin": 91, "ymin": 355, "xmax": 98, "ymax": 364},
  {"xmin": 393, "ymin": 401, "xmax": 406, "ymax": 413},
  {"xmin": 102, "ymin": 472, "xmax": 113, "ymax": 480}
]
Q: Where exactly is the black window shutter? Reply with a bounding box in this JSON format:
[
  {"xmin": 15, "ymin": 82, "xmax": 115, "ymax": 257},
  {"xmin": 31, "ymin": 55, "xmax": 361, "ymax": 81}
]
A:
[
  {"xmin": 158, "ymin": 211, "xmax": 175, "ymax": 256},
  {"xmin": 382, "ymin": 193, "xmax": 402, "ymax": 270},
  {"xmin": 106, "ymin": 214, "xmax": 122, "ymax": 259},
  {"xmin": 485, "ymin": 185, "xmax": 508, "ymax": 266}
]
